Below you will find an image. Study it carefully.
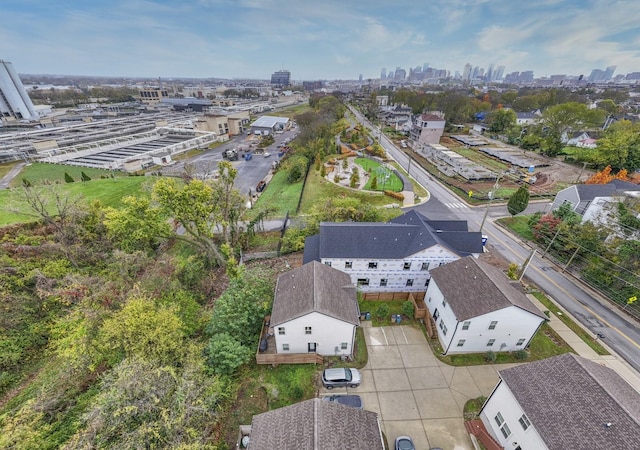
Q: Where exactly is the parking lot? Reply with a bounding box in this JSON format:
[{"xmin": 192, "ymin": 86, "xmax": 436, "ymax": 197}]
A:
[{"xmin": 320, "ymin": 324, "xmax": 517, "ymax": 450}]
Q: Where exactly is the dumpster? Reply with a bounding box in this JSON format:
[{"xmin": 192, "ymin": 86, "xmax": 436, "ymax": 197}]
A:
[
  {"xmin": 364, "ymin": 312, "xmax": 371, "ymax": 320},
  {"xmin": 396, "ymin": 315, "xmax": 402, "ymax": 324}
]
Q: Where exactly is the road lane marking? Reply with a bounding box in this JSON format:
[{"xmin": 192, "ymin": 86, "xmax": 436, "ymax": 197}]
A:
[{"xmin": 485, "ymin": 225, "xmax": 640, "ymax": 351}]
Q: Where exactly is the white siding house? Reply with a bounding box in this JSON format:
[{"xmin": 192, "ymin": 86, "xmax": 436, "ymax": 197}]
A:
[
  {"xmin": 270, "ymin": 261, "xmax": 359, "ymax": 357},
  {"xmin": 425, "ymin": 256, "xmax": 546, "ymax": 354},
  {"xmin": 480, "ymin": 381, "xmax": 547, "ymax": 449},
  {"xmin": 480, "ymin": 353, "xmax": 640, "ymax": 450},
  {"xmin": 303, "ymin": 210, "xmax": 484, "ymax": 293}
]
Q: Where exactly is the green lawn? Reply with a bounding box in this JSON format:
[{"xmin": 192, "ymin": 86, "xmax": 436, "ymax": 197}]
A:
[
  {"xmin": 497, "ymin": 215, "xmax": 535, "ymax": 240},
  {"xmin": 531, "ymin": 291, "xmax": 609, "ymax": 355},
  {"xmin": 11, "ymin": 162, "xmax": 128, "ymax": 187},
  {"xmin": 248, "ymin": 170, "xmax": 303, "ymax": 219},
  {"xmin": 299, "ymin": 166, "xmax": 402, "ymax": 214},
  {"xmin": 428, "ymin": 322, "xmax": 573, "ymax": 366},
  {"xmin": 355, "ymin": 158, "xmax": 403, "ymax": 192},
  {"xmin": 0, "ymin": 177, "xmax": 152, "ymax": 226}
]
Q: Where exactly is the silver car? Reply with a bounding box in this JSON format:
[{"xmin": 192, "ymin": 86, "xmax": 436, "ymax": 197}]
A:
[{"xmin": 321, "ymin": 368, "xmax": 361, "ymax": 389}]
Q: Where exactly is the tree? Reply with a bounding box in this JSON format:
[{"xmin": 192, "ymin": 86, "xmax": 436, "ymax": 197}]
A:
[
  {"xmin": 97, "ymin": 295, "xmax": 186, "ymax": 366},
  {"xmin": 64, "ymin": 172, "xmax": 75, "ymax": 183},
  {"xmin": 80, "ymin": 171, "xmax": 91, "ymax": 182},
  {"xmin": 539, "ymin": 102, "xmax": 605, "ymax": 156},
  {"xmin": 104, "ymin": 195, "xmax": 171, "ymax": 252},
  {"xmin": 590, "ymin": 120, "xmax": 640, "ymax": 171},
  {"xmin": 207, "ymin": 332, "xmax": 253, "ymax": 375},
  {"xmin": 66, "ymin": 353, "xmax": 225, "ymax": 449},
  {"xmin": 487, "ymin": 109, "xmax": 516, "ymax": 133},
  {"xmin": 370, "ymin": 175, "xmax": 378, "ymax": 190},
  {"xmin": 507, "ymin": 186, "xmax": 530, "ymax": 216}
]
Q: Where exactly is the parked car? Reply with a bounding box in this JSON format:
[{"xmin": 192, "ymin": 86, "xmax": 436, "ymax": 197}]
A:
[
  {"xmin": 322, "ymin": 395, "xmax": 363, "ymax": 409},
  {"xmin": 256, "ymin": 180, "xmax": 266, "ymax": 192},
  {"xmin": 395, "ymin": 436, "xmax": 415, "ymax": 450},
  {"xmin": 321, "ymin": 368, "xmax": 361, "ymax": 389}
]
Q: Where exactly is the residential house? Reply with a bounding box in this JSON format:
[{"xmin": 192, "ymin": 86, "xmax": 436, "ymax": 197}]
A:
[
  {"xmin": 379, "ymin": 104, "xmax": 412, "ymax": 129},
  {"xmin": 563, "ymin": 131, "xmax": 592, "ymax": 146},
  {"xmin": 303, "ymin": 210, "xmax": 484, "ymax": 293},
  {"xmin": 551, "ymin": 180, "xmax": 640, "ymax": 227},
  {"xmin": 425, "ymin": 256, "xmax": 546, "ymax": 354},
  {"xmin": 515, "ymin": 111, "xmax": 540, "ymax": 126},
  {"xmin": 479, "ymin": 353, "xmax": 640, "ymax": 450},
  {"xmin": 270, "ymin": 261, "xmax": 359, "ymax": 356},
  {"xmin": 240, "ymin": 398, "xmax": 385, "ymax": 450},
  {"xmin": 409, "ymin": 112, "xmax": 446, "ymax": 150}
]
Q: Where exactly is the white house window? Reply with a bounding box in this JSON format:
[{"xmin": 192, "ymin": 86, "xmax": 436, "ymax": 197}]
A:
[
  {"xmin": 282, "ymin": 344, "xmax": 289, "ymax": 351},
  {"xmin": 495, "ymin": 412, "xmax": 511, "ymax": 438},
  {"xmin": 406, "ymin": 279, "xmax": 414, "ymax": 287},
  {"xmin": 516, "ymin": 338, "xmax": 526, "ymax": 346},
  {"xmin": 442, "ymin": 298, "xmax": 448, "ymax": 308},
  {"xmin": 488, "ymin": 321, "xmax": 498, "ymax": 330},
  {"xmin": 403, "ymin": 262, "xmax": 411, "ymax": 270},
  {"xmin": 439, "ymin": 320, "xmax": 448, "ymax": 335},
  {"xmin": 345, "ymin": 261, "xmax": 353, "ymax": 269},
  {"xmin": 462, "ymin": 321, "xmax": 470, "ymax": 330},
  {"xmin": 487, "ymin": 339, "xmax": 495, "ymax": 346},
  {"xmin": 518, "ymin": 413, "xmax": 531, "ymax": 430},
  {"xmin": 457, "ymin": 339, "xmax": 465, "ymax": 347},
  {"xmin": 380, "ymin": 278, "xmax": 388, "ymax": 287},
  {"xmin": 341, "ymin": 342, "xmax": 348, "ymax": 350},
  {"xmin": 421, "ymin": 262, "xmax": 429, "ymax": 271},
  {"xmin": 357, "ymin": 278, "xmax": 370, "ymax": 286},
  {"xmin": 305, "ymin": 326, "xmax": 312, "ymax": 335},
  {"xmin": 278, "ymin": 327, "xmax": 285, "ymax": 335},
  {"xmin": 324, "ymin": 261, "xmax": 332, "ymax": 267},
  {"xmin": 368, "ymin": 262, "xmax": 378, "ymax": 269},
  {"xmin": 439, "ymin": 262, "xmax": 446, "ymax": 267}
]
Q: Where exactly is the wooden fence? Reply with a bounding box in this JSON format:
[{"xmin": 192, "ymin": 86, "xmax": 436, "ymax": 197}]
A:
[{"xmin": 362, "ymin": 291, "xmax": 428, "ymax": 320}]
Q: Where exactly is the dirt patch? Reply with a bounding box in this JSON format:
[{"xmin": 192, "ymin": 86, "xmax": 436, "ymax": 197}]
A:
[{"xmin": 414, "ymin": 136, "xmax": 590, "ymax": 198}]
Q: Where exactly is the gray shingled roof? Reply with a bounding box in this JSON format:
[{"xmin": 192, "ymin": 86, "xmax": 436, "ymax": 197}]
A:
[
  {"xmin": 429, "ymin": 256, "xmax": 546, "ymax": 321},
  {"xmin": 497, "ymin": 353, "xmax": 640, "ymax": 450},
  {"xmin": 271, "ymin": 261, "xmax": 359, "ymax": 326},
  {"xmin": 575, "ymin": 183, "xmax": 617, "ymax": 201},
  {"xmin": 302, "ymin": 210, "xmax": 483, "ymax": 262},
  {"xmin": 248, "ymin": 398, "xmax": 384, "ymax": 450}
]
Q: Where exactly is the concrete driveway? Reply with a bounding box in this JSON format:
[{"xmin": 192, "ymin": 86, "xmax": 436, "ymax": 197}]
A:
[{"xmin": 320, "ymin": 324, "xmax": 516, "ymax": 450}]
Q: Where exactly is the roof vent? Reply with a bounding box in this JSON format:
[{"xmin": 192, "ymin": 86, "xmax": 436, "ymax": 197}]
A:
[{"xmin": 605, "ymin": 422, "xmax": 613, "ymax": 428}]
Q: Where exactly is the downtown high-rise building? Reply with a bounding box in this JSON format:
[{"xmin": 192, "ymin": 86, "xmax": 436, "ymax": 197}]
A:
[
  {"xmin": 0, "ymin": 60, "xmax": 38, "ymax": 121},
  {"xmin": 270, "ymin": 69, "xmax": 291, "ymax": 87},
  {"xmin": 380, "ymin": 67, "xmax": 386, "ymax": 79}
]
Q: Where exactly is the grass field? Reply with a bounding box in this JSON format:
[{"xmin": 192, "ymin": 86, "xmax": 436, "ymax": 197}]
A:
[
  {"xmin": 299, "ymin": 165, "xmax": 402, "ymax": 214},
  {"xmin": 248, "ymin": 170, "xmax": 304, "ymax": 219},
  {"xmin": 355, "ymin": 158, "xmax": 403, "ymax": 192},
  {"xmin": 0, "ymin": 176, "xmax": 152, "ymax": 226},
  {"xmin": 275, "ymin": 103, "xmax": 313, "ymax": 118},
  {"xmin": 497, "ymin": 215, "xmax": 535, "ymax": 240},
  {"xmin": 10, "ymin": 163, "xmax": 128, "ymax": 187}
]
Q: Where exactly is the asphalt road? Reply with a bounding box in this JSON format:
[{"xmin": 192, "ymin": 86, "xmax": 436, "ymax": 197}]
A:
[{"xmin": 350, "ymin": 107, "xmax": 640, "ymax": 373}]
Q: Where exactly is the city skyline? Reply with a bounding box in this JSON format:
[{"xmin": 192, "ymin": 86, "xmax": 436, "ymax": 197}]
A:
[{"xmin": 1, "ymin": 0, "xmax": 639, "ymax": 81}]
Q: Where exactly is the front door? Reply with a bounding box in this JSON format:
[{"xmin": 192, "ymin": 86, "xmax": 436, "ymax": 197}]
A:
[{"xmin": 308, "ymin": 342, "xmax": 317, "ymax": 353}]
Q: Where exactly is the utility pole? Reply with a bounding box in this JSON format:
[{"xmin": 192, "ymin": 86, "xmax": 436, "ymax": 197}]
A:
[
  {"xmin": 519, "ymin": 249, "xmax": 536, "ymax": 282},
  {"xmin": 480, "ymin": 172, "xmax": 503, "ymax": 233},
  {"xmin": 542, "ymin": 227, "xmax": 562, "ymax": 258}
]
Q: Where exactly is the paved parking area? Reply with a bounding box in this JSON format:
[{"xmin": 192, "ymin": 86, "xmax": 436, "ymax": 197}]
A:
[{"xmin": 320, "ymin": 324, "xmax": 517, "ymax": 450}]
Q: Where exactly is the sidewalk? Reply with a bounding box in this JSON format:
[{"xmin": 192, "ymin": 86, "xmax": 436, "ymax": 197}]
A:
[{"xmin": 528, "ymin": 294, "xmax": 640, "ymax": 392}]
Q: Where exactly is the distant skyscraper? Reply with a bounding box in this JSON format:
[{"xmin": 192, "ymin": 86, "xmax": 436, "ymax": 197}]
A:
[
  {"xmin": 270, "ymin": 69, "xmax": 291, "ymax": 87},
  {"xmin": 394, "ymin": 67, "xmax": 406, "ymax": 81},
  {"xmin": 423, "ymin": 63, "xmax": 429, "ymax": 73},
  {"xmin": 604, "ymin": 65, "xmax": 617, "ymax": 81},
  {"xmin": 486, "ymin": 64, "xmax": 495, "ymax": 81},
  {"xmin": 358, "ymin": 74, "xmax": 363, "ymax": 82},
  {"xmin": 462, "ymin": 63, "xmax": 472, "ymax": 81},
  {"xmin": 495, "ymin": 66, "xmax": 505, "ymax": 81},
  {"xmin": 0, "ymin": 60, "xmax": 38, "ymax": 121},
  {"xmin": 380, "ymin": 67, "xmax": 387, "ymax": 79},
  {"xmin": 588, "ymin": 69, "xmax": 604, "ymax": 82},
  {"xmin": 520, "ymin": 71, "xmax": 534, "ymax": 83}
]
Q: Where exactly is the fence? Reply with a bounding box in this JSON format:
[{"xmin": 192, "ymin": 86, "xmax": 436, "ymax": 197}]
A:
[{"xmin": 362, "ymin": 291, "xmax": 427, "ymax": 320}]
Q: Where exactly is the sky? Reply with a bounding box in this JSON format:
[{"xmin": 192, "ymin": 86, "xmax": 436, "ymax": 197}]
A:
[{"xmin": 1, "ymin": 0, "xmax": 640, "ymax": 81}]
